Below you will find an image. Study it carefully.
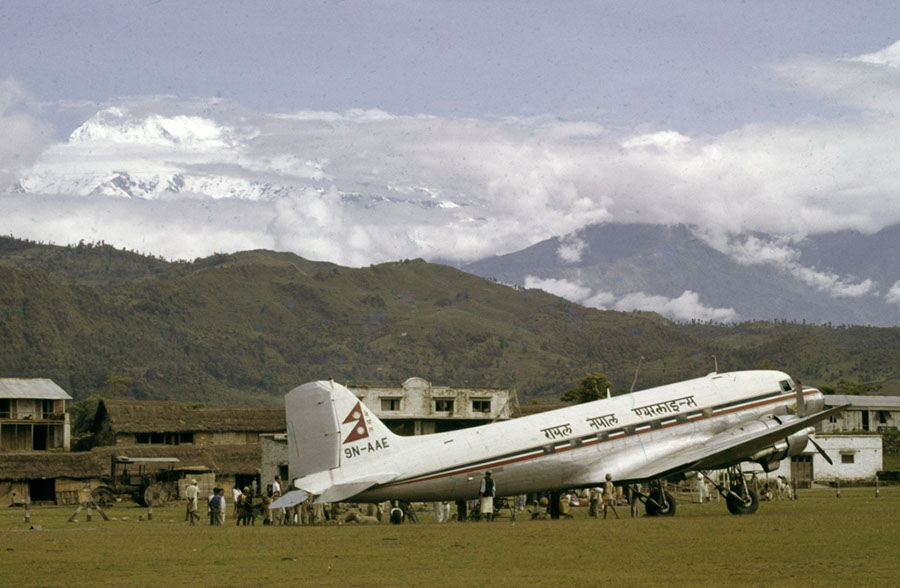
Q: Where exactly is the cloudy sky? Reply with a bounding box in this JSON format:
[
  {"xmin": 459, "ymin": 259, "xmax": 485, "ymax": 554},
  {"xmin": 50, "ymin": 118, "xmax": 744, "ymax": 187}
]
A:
[{"xmin": 2, "ymin": 1, "xmax": 900, "ymax": 283}]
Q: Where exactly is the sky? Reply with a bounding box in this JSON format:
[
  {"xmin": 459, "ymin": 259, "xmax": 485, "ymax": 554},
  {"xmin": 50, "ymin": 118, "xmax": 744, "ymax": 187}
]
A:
[{"xmin": 2, "ymin": 1, "xmax": 900, "ymax": 287}]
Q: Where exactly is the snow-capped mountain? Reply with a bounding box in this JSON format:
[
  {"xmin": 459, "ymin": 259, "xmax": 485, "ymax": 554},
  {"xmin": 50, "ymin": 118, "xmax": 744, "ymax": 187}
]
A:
[
  {"xmin": 6, "ymin": 106, "xmax": 900, "ymax": 326},
  {"xmin": 13, "ymin": 107, "xmax": 460, "ymax": 208}
]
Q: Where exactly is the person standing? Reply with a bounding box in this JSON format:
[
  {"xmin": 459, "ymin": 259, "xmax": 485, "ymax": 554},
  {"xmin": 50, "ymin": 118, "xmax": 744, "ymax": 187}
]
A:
[
  {"xmin": 216, "ymin": 488, "xmax": 226, "ymax": 525},
  {"xmin": 261, "ymin": 485, "xmax": 273, "ymax": 526},
  {"xmin": 455, "ymin": 500, "xmax": 467, "ymax": 522},
  {"xmin": 208, "ymin": 488, "xmax": 224, "ymax": 526},
  {"xmin": 603, "ymin": 473, "xmax": 619, "ymax": 520},
  {"xmin": 479, "ymin": 471, "xmax": 496, "ymax": 522},
  {"xmin": 184, "ymin": 479, "xmax": 200, "ymax": 526},
  {"xmin": 589, "ymin": 487, "xmax": 602, "ymax": 518},
  {"xmin": 232, "ymin": 485, "xmax": 242, "ymax": 523}
]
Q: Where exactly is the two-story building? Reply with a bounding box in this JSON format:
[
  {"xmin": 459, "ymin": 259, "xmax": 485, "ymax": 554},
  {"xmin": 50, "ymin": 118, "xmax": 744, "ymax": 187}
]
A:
[
  {"xmin": 0, "ymin": 379, "xmax": 71, "ymax": 452},
  {"xmin": 348, "ymin": 377, "xmax": 512, "ymax": 435},
  {"xmin": 818, "ymin": 395, "xmax": 900, "ymax": 433}
]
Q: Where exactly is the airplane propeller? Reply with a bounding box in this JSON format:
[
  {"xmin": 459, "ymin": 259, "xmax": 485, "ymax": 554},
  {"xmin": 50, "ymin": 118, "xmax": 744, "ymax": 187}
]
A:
[{"xmin": 808, "ymin": 436, "xmax": 833, "ymax": 465}]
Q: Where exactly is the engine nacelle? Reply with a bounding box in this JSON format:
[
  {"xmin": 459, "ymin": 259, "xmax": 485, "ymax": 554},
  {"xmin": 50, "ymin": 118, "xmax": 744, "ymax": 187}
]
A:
[{"xmin": 749, "ymin": 419, "xmax": 814, "ymax": 468}]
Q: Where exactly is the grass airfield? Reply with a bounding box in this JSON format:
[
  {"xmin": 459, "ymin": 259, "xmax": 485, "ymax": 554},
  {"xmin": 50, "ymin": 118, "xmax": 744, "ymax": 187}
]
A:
[{"xmin": 1, "ymin": 487, "xmax": 897, "ymax": 587}]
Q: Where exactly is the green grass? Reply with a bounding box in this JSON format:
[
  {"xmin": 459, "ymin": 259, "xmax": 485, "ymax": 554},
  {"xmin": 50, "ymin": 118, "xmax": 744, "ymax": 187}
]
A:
[{"xmin": 1, "ymin": 487, "xmax": 897, "ymax": 586}]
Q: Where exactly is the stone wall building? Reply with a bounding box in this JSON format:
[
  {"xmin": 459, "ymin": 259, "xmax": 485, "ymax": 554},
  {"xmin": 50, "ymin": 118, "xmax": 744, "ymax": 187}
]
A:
[{"xmin": 90, "ymin": 399, "xmax": 284, "ymax": 447}]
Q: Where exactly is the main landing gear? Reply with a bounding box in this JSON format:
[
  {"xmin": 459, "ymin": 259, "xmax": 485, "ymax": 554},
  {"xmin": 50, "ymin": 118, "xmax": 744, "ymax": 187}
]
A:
[
  {"xmin": 701, "ymin": 466, "xmax": 759, "ymax": 515},
  {"xmin": 629, "ymin": 480, "xmax": 677, "ymax": 517}
]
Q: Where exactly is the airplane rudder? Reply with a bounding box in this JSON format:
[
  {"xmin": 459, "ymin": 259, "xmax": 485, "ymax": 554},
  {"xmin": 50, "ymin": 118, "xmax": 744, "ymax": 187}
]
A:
[{"xmin": 328, "ymin": 380, "xmax": 402, "ymax": 448}]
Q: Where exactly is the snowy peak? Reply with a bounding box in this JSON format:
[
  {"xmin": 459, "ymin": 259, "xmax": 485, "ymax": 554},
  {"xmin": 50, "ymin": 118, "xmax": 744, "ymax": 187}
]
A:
[{"xmin": 69, "ymin": 107, "xmax": 232, "ymax": 149}]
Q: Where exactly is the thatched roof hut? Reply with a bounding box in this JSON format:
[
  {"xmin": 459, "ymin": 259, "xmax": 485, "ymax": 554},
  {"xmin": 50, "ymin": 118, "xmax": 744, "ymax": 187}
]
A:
[
  {"xmin": 90, "ymin": 445, "xmax": 261, "ymax": 476},
  {"xmin": 0, "ymin": 444, "xmax": 262, "ymax": 482},
  {"xmin": 0, "ymin": 452, "xmax": 103, "ymax": 481},
  {"xmin": 92, "ymin": 399, "xmax": 285, "ymax": 434}
]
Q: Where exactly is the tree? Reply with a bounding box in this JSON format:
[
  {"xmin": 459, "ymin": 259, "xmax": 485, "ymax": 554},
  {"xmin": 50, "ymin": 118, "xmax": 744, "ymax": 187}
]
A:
[
  {"xmin": 561, "ymin": 373, "xmax": 611, "ymax": 404},
  {"xmin": 832, "ymin": 380, "xmax": 882, "ymax": 396}
]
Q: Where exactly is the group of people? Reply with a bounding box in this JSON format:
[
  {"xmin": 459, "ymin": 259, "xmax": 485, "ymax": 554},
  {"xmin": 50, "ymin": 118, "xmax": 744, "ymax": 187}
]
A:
[
  {"xmin": 184, "ymin": 470, "xmax": 627, "ymax": 526},
  {"xmin": 183, "ymin": 476, "xmax": 288, "ymax": 526},
  {"xmin": 183, "ymin": 478, "xmax": 234, "ymax": 526}
]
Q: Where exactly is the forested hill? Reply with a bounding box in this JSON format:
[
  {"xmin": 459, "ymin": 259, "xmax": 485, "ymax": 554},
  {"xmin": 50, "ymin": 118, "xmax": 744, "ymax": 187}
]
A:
[{"xmin": 1, "ymin": 237, "xmax": 898, "ymax": 405}]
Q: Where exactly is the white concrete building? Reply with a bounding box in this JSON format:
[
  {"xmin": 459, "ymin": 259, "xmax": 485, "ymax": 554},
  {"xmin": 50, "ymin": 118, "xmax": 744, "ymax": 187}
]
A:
[
  {"xmin": 349, "ymin": 377, "xmax": 512, "ymax": 436},
  {"xmin": 804, "ymin": 435, "xmax": 883, "ymax": 482},
  {"xmin": 744, "ymin": 434, "xmax": 883, "ymax": 486}
]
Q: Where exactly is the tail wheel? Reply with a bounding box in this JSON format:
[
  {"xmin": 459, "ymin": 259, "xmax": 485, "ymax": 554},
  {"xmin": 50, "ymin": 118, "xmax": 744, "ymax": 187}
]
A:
[
  {"xmin": 726, "ymin": 486, "xmax": 759, "ymax": 515},
  {"xmin": 645, "ymin": 489, "xmax": 676, "ymax": 517},
  {"xmin": 91, "ymin": 486, "xmax": 116, "ymax": 507},
  {"xmin": 144, "ymin": 483, "xmax": 171, "ymax": 507}
]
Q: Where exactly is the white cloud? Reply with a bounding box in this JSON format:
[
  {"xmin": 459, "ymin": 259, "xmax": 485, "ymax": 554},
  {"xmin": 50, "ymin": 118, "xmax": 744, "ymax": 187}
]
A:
[
  {"xmin": 725, "ymin": 235, "xmax": 875, "ymax": 299},
  {"xmin": 4, "ymin": 41, "xmax": 900, "ymax": 272},
  {"xmin": 0, "ymin": 79, "xmax": 53, "ymax": 191},
  {"xmin": 775, "ymin": 40, "xmax": 900, "ymax": 115},
  {"xmin": 849, "ymin": 40, "xmax": 900, "ymax": 68},
  {"xmin": 582, "ymin": 290, "xmax": 616, "ymax": 310},
  {"xmin": 521, "ymin": 277, "xmax": 735, "ymax": 323},
  {"xmin": 524, "ymin": 276, "xmax": 592, "ymax": 302},
  {"xmin": 556, "ymin": 234, "xmax": 586, "ymax": 264},
  {"xmin": 614, "ymin": 291, "xmax": 738, "ymax": 323},
  {"xmin": 886, "ymin": 281, "xmax": 900, "ymax": 308}
]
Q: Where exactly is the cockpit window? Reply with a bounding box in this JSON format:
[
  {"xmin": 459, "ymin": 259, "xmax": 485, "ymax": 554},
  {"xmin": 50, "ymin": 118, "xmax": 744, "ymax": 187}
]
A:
[{"xmin": 779, "ymin": 379, "xmax": 794, "ymax": 393}]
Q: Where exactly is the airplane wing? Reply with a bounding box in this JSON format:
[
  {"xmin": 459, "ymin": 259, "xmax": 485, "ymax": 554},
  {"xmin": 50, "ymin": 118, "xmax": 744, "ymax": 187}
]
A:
[{"xmin": 616, "ymin": 405, "xmax": 848, "ymax": 484}]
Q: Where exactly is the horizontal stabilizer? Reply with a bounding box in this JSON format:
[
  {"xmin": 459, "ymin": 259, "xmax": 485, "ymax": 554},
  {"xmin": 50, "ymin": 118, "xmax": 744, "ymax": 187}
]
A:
[
  {"xmin": 313, "ymin": 472, "xmax": 398, "ymax": 504},
  {"xmin": 269, "ymin": 489, "xmax": 309, "ymax": 510}
]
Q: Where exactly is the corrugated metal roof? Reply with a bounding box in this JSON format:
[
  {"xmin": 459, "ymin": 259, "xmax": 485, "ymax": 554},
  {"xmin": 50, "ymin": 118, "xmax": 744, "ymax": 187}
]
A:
[
  {"xmin": 825, "ymin": 395, "xmax": 900, "ymax": 410},
  {"xmin": 0, "ymin": 378, "xmax": 72, "ymax": 400}
]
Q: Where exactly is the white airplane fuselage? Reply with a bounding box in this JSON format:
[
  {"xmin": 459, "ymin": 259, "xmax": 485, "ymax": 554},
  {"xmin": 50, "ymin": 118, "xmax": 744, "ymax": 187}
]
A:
[{"xmin": 289, "ymin": 370, "xmax": 824, "ymax": 504}]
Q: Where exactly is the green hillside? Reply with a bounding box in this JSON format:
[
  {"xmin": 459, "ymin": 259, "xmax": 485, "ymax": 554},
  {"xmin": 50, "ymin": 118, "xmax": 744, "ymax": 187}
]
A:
[{"xmin": 1, "ymin": 237, "xmax": 898, "ymax": 405}]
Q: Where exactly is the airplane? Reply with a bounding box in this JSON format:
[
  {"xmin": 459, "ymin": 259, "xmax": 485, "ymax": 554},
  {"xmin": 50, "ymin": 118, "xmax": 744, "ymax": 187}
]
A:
[{"xmin": 271, "ymin": 370, "xmax": 846, "ymax": 518}]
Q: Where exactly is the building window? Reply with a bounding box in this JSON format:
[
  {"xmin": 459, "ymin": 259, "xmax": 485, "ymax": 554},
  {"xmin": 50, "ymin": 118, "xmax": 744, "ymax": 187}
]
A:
[
  {"xmin": 435, "ymin": 399, "xmax": 454, "ymax": 412},
  {"xmin": 0, "ymin": 399, "xmax": 10, "ymax": 419},
  {"xmin": 381, "ymin": 398, "xmax": 401, "ymax": 411},
  {"xmin": 841, "ymin": 454, "xmax": 855, "ymax": 464},
  {"xmin": 472, "ymin": 399, "xmax": 491, "ymax": 413},
  {"xmin": 41, "ymin": 400, "xmax": 55, "ymax": 419},
  {"xmin": 171, "ymin": 432, "xmax": 193, "ymax": 445}
]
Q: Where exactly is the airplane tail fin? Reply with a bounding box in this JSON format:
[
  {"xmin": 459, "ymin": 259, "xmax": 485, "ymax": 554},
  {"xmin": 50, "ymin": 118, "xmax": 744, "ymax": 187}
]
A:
[{"xmin": 285, "ymin": 380, "xmax": 403, "ymax": 501}]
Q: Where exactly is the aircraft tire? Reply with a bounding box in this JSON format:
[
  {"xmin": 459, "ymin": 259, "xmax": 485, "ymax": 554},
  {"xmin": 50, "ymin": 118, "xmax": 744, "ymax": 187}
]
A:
[
  {"xmin": 645, "ymin": 489, "xmax": 676, "ymax": 517},
  {"xmin": 726, "ymin": 486, "xmax": 759, "ymax": 515}
]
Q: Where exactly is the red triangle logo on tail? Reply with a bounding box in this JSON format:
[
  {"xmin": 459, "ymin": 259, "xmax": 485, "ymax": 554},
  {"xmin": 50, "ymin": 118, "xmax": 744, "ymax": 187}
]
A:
[{"xmin": 342, "ymin": 402, "xmax": 369, "ymax": 444}]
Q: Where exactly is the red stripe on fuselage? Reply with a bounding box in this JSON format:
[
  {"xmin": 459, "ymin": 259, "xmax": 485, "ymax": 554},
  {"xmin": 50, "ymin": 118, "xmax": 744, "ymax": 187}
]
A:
[{"xmin": 381, "ymin": 389, "xmax": 819, "ymax": 490}]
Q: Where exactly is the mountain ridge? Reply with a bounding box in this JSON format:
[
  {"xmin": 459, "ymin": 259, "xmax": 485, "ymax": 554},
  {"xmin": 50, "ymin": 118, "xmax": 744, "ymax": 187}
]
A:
[
  {"xmin": 1, "ymin": 236, "xmax": 898, "ymax": 406},
  {"xmin": 461, "ymin": 223, "xmax": 900, "ymax": 327}
]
